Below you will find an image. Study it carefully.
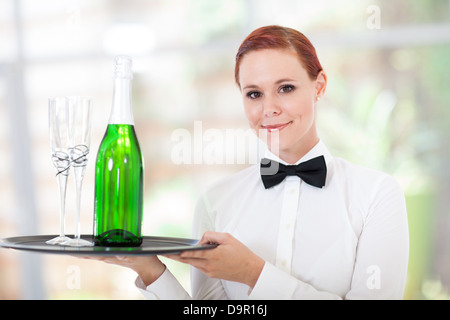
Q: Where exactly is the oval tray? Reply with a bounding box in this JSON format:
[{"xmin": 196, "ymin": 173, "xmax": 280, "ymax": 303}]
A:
[{"xmin": 0, "ymin": 234, "xmax": 216, "ymax": 256}]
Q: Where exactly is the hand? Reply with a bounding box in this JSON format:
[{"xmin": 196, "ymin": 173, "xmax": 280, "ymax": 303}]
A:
[
  {"xmin": 80, "ymin": 255, "xmax": 166, "ymax": 286},
  {"xmin": 165, "ymin": 231, "xmax": 264, "ymax": 289}
]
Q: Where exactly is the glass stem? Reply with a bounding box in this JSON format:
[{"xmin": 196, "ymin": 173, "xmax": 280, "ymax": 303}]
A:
[
  {"xmin": 73, "ymin": 166, "xmax": 86, "ymax": 240},
  {"xmin": 56, "ymin": 173, "xmax": 68, "ymax": 238}
]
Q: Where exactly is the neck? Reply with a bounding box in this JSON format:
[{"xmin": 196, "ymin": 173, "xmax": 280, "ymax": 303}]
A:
[
  {"xmin": 273, "ymin": 130, "xmax": 320, "ymax": 164},
  {"xmin": 109, "ymin": 78, "xmax": 134, "ymax": 125}
]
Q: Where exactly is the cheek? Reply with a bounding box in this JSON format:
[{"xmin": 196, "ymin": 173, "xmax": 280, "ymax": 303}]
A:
[
  {"xmin": 288, "ymin": 95, "xmax": 315, "ymax": 119},
  {"xmin": 243, "ymin": 102, "xmax": 260, "ymax": 128}
]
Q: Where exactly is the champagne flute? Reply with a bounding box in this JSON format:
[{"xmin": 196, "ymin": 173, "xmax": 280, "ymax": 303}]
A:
[
  {"xmin": 63, "ymin": 96, "xmax": 94, "ymax": 247},
  {"xmin": 47, "ymin": 98, "xmax": 72, "ymax": 245}
]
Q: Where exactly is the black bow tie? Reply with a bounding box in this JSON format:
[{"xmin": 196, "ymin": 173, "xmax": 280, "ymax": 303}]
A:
[{"xmin": 260, "ymin": 156, "xmax": 327, "ymax": 189}]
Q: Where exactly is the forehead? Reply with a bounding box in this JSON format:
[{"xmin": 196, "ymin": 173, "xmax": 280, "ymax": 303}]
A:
[{"xmin": 238, "ymin": 49, "xmax": 309, "ymax": 87}]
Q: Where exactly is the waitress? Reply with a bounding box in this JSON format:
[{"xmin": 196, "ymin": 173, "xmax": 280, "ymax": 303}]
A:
[{"xmin": 94, "ymin": 25, "xmax": 409, "ymax": 300}]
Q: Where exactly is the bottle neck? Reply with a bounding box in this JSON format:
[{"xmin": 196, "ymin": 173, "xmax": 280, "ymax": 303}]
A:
[{"xmin": 109, "ymin": 78, "xmax": 134, "ymax": 125}]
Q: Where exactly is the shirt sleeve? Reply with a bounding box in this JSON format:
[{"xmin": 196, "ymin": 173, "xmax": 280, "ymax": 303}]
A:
[
  {"xmin": 345, "ymin": 175, "xmax": 409, "ymax": 299},
  {"xmin": 249, "ymin": 262, "xmax": 343, "ymax": 300},
  {"xmin": 135, "ymin": 268, "xmax": 191, "ymax": 300},
  {"xmin": 190, "ymin": 193, "xmax": 229, "ymax": 300},
  {"xmin": 250, "ymin": 175, "xmax": 409, "ymax": 300},
  {"xmin": 135, "ymin": 192, "xmax": 229, "ymax": 300}
]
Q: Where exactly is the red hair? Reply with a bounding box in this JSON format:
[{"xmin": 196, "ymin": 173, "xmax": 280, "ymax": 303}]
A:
[{"xmin": 235, "ymin": 25, "xmax": 323, "ymax": 86}]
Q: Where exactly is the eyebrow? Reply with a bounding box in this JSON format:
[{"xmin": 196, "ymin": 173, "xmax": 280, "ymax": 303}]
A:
[{"xmin": 242, "ymin": 78, "xmax": 297, "ymax": 90}]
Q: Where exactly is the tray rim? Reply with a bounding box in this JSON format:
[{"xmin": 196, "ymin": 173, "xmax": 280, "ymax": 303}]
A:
[{"xmin": 0, "ymin": 234, "xmax": 216, "ymax": 256}]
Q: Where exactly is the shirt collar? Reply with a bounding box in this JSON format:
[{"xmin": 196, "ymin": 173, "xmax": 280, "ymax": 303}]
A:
[{"xmin": 263, "ymin": 140, "xmax": 332, "ymax": 166}]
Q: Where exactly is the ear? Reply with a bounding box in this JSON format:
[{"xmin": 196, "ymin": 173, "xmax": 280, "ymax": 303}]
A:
[{"xmin": 315, "ymin": 71, "xmax": 327, "ymax": 99}]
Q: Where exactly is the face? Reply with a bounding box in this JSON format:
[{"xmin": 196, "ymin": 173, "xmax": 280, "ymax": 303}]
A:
[{"xmin": 238, "ymin": 49, "xmax": 326, "ymax": 163}]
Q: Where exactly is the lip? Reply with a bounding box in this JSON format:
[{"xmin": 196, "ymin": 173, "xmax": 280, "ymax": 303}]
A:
[{"xmin": 261, "ymin": 121, "xmax": 292, "ymax": 133}]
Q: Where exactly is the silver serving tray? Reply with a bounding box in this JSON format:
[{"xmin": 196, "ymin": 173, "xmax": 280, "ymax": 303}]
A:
[{"xmin": 0, "ymin": 234, "xmax": 216, "ymax": 256}]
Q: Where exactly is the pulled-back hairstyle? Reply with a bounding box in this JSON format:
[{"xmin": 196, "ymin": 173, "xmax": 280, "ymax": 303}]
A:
[{"xmin": 235, "ymin": 25, "xmax": 323, "ymax": 86}]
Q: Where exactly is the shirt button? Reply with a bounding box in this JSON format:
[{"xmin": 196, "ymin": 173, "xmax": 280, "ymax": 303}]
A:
[
  {"xmin": 285, "ymin": 224, "xmax": 291, "ymax": 230},
  {"xmin": 289, "ymin": 188, "xmax": 296, "ymax": 195}
]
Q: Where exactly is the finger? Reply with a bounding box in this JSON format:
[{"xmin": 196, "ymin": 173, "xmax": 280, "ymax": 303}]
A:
[
  {"xmin": 163, "ymin": 254, "xmax": 192, "ymax": 265},
  {"xmin": 164, "ymin": 251, "xmax": 209, "ymax": 265},
  {"xmin": 162, "ymin": 254, "xmax": 176, "ymax": 260},
  {"xmin": 162, "ymin": 253, "xmax": 215, "ymax": 277},
  {"xmin": 198, "ymin": 231, "xmax": 230, "ymax": 245},
  {"xmin": 180, "ymin": 249, "xmax": 213, "ymax": 259},
  {"xmin": 75, "ymin": 255, "xmax": 103, "ymax": 260},
  {"xmin": 163, "ymin": 253, "xmax": 186, "ymax": 262},
  {"xmin": 170, "ymin": 256, "xmax": 209, "ymax": 272},
  {"xmin": 97, "ymin": 256, "xmax": 121, "ymax": 264},
  {"xmin": 115, "ymin": 255, "xmax": 128, "ymax": 261}
]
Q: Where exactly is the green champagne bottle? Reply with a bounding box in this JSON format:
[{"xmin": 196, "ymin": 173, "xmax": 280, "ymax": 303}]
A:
[{"xmin": 94, "ymin": 56, "xmax": 144, "ymax": 246}]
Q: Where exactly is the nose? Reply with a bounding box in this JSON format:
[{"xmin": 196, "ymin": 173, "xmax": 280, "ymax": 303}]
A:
[{"xmin": 263, "ymin": 94, "xmax": 281, "ymax": 118}]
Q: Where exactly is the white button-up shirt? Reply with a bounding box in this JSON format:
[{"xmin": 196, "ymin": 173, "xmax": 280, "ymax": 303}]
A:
[{"xmin": 136, "ymin": 140, "xmax": 409, "ymax": 299}]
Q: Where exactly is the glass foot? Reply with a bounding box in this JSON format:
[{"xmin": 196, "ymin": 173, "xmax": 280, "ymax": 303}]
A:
[
  {"xmin": 46, "ymin": 236, "xmax": 72, "ymax": 245},
  {"xmin": 62, "ymin": 238, "xmax": 94, "ymax": 247}
]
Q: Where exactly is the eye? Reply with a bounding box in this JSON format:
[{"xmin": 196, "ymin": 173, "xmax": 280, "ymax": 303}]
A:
[
  {"xmin": 246, "ymin": 91, "xmax": 262, "ymax": 100},
  {"xmin": 279, "ymin": 84, "xmax": 295, "ymax": 94}
]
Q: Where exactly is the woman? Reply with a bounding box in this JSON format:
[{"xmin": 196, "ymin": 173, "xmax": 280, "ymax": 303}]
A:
[{"xmin": 94, "ymin": 25, "xmax": 409, "ymax": 299}]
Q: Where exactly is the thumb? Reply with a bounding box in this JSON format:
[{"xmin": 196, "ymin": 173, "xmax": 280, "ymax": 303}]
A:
[{"xmin": 198, "ymin": 231, "xmax": 231, "ymax": 245}]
